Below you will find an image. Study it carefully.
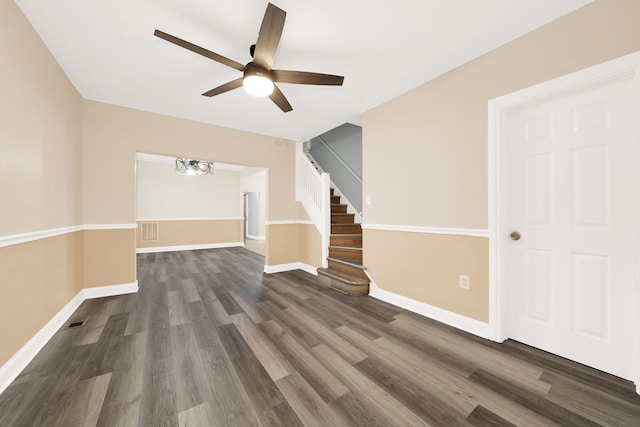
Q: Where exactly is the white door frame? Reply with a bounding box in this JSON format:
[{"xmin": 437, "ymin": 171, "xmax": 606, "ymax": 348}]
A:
[{"xmin": 488, "ymin": 51, "xmax": 640, "ymax": 392}]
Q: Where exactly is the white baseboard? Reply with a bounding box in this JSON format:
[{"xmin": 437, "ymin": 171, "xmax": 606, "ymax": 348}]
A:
[
  {"xmin": 368, "ymin": 280, "xmax": 490, "ymax": 339},
  {"xmin": 0, "ymin": 281, "xmax": 138, "ymax": 395},
  {"xmin": 264, "ymin": 262, "xmax": 318, "ymax": 276},
  {"xmin": 246, "ymin": 235, "xmax": 265, "ymax": 240},
  {"xmin": 136, "ymin": 242, "xmax": 243, "ymax": 254},
  {"xmin": 81, "ymin": 281, "xmax": 138, "ymax": 299}
]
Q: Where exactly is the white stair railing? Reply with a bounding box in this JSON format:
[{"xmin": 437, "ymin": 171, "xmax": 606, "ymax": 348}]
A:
[{"xmin": 296, "ymin": 142, "xmax": 330, "ymax": 268}]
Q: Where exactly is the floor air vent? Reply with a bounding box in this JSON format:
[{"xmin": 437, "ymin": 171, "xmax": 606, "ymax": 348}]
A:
[{"xmin": 67, "ymin": 318, "xmax": 88, "ymax": 329}]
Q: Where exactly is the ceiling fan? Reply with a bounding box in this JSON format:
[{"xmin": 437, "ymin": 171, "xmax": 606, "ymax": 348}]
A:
[{"xmin": 154, "ymin": 2, "xmax": 344, "ymax": 112}]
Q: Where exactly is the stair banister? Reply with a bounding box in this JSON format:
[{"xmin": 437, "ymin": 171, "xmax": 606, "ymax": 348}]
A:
[{"xmin": 295, "ymin": 142, "xmax": 330, "ymax": 268}]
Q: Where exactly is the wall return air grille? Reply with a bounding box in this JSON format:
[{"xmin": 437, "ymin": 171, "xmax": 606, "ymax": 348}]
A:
[{"xmin": 140, "ymin": 222, "xmax": 159, "ymax": 242}]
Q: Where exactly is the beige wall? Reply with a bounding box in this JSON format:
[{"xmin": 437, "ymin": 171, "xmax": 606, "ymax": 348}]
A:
[
  {"xmin": 82, "ymin": 101, "xmax": 309, "ymax": 266},
  {"xmin": 83, "ymin": 101, "xmax": 306, "ymax": 224},
  {"xmin": 136, "ymin": 219, "xmax": 243, "ymax": 249},
  {"xmin": 0, "ymin": 1, "xmax": 86, "ymax": 367},
  {"xmin": 0, "ymin": 1, "xmax": 83, "ymax": 236},
  {"xmin": 84, "ymin": 229, "xmax": 137, "ymax": 288},
  {"xmin": 299, "ymin": 224, "xmax": 323, "ymax": 268},
  {"xmin": 362, "ymin": 0, "xmax": 640, "ymax": 320},
  {"xmin": 266, "ymin": 223, "xmax": 323, "ymax": 268},
  {"xmin": 0, "ymin": 234, "xmax": 84, "ymax": 366},
  {"xmin": 365, "ymin": 230, "xmax": 489, "ymax": 321}
]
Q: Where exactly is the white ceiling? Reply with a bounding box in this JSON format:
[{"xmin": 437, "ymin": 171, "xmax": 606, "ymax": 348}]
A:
[{"xmin": 16, "ymin": 0, "xmax": 591, "ymax": 142}]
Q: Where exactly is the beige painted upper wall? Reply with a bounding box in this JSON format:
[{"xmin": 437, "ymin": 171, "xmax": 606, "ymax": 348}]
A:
[
  {"xmin": 83, "ymin": 101, "xmax": 308, "ymax": 224},
  {"xmin": 363, "ymin": 0, "xmax": 640, "ymax": 229},
  {"xmin": 0, "ymin": 0, "xmax": 83, "ymax": 235}
]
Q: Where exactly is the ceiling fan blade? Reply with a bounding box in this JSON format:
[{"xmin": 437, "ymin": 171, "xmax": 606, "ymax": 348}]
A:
[
  {"xmin": 202, "ymin": 78, "xmax": 244, "ymax": 97},
  {"xmin": 154, "ymin": 30, "xmax": 245, "ymax": 72},
  {"xmin": 269, "ymin": 85, "xmax": 293, "ymax": 112},
  {"xmin": 272, "ymin": 70, "xmax": 344, "ymax": 86},
  {"xmin": 253, "ymin": 3, "xmax": 286, "ymax": 70}
]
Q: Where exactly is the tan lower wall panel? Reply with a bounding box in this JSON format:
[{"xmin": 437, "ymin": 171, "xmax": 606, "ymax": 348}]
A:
[
  {"xmin": 0, "ymin": 232, "xmax": 83, "ymax": 366},
  {"xmin": 364, "ymin": 229, "xmax": 489, "ymax": 322},
  {"xmin": 136, "ymin": 219, "xmax": 243, "ymax": 249},
  {"xmin": 84, "ymin": 229, "xmax": 136, "ymax": 288},
  {"xmin": 266, "ymin": 223, "xmax": 323, "ymax": 268},
  {"xmin": 299, "ymin": 224, "xmax": 322, "ymax": 268},
  {"xmin": 266, "ymin": 224, "xmax": 300, "ymax": 266}
]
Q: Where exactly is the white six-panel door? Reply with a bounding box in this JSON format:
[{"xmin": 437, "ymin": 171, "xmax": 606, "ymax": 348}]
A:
[{"xmin": 504, "ymin": 78, "xmax": 638, "ymax": 380}]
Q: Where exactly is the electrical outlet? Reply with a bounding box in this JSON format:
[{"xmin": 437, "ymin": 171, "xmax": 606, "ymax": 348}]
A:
[
  {"xmin": 366, "ymin": 196, "xmax": 371, "ymax": 205},
  {"xmin": 459, "ymin": 275, "xmax": 470, "ymax": 290}
]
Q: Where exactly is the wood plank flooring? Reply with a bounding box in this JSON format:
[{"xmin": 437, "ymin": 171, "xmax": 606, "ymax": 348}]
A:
[{"xmin": 1, "ymin": 247, "xmax": 639, "ymax": 426}]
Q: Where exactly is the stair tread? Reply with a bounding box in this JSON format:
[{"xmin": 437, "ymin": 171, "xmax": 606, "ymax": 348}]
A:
[
  {"xmin": 330, "ymin": 233, "xmax": 362, "ymax": 237},
  {"xmin": 317, "ymin": 268, "xmax": 370, "ymax": 285},
  {"xmin": 329, "ymin": 246, "xmax": 362, "ymax": 252},
  {"xmin": 328, "ymin": 257, "xmax": 364, "ymax": 268},
  {"xmin": 331, "ymin": 213, "xmax": 354, "ymax": 216}
]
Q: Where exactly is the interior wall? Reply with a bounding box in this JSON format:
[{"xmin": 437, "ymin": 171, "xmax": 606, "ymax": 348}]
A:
[
  {"xmin": 0, "ymin": 234, "xmax": 83, "ymax": 368},
  {"xmin": 0, "ymin": 3, "xmax": 83, "ymax": 235},
  {"xmin": 362, "ymin": 0, "xmax": 640, "ymax": 322},
  {"xmin": 310, "ymin": 123, "xmax": 363, "ymax": 213},
  {"xmin": 266, "ymin": 223, "xmax": 322, "ymax": 268},
  {"xmin": 136, "ymin": 160, "xmax": 242, "ymax": 220},
  {"xmin": 136, "ymin": 219, "xmax": 243, "ymax": 250},
  {"xmin": 0, "ymin": 0, "xmax": 84, "ymax": 367},
  {"xmin": 83, "ymin": 101, "xmax": 309, "ymax": 267}
]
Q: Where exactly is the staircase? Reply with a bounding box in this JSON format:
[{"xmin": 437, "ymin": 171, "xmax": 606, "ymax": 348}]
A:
[{"xmin": 317, "ymin": 189, "xmax": 370, "ymax": 296}]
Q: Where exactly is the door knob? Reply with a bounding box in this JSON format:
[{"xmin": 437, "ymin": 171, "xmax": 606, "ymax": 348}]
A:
[{"xmin": 510, "ymin": 231, "xmax": 521, "ymax": 241}]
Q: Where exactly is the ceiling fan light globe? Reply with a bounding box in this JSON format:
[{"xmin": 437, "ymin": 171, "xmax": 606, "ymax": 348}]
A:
[{"xmin": 243, "ymin": 75, "xmax": 274, "ymax": 97}]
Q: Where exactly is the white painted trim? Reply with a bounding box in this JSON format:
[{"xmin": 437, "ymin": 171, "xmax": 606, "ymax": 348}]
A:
[
  {"xmin": 0, "ymin": 226, "xmax": 83, "ymax": 248},
  {"xmin": 362, "ymin": 224, "xmax": 489, "ymax": 238},
  {"xmin": 136, "ymin": 217, "xmax": 244, "ymax": 222},
  {"xmin": 264, "ymin": 262, "xmax": 318, "ymax": 276},
  {"xmin": 0, "ymin": 224, "xmax": 138, "ymax": 248},
  {"xmin": 246, "ymin": 235, "xmax": 265, "ymax": 240},
  {"xmin": 136, "ymin": 242, "xmax": 244, "ymax": 253},
  {"xmin": 81, "ymin": 281, "xmax": 138, "ymax": 299},
  {"xmin": 368, "ymin": 280, "xmax": 490, "ymax": 338},
  {"xmin": 83, "ymin": 224, "xmax": 138, "ymax": 230},
  {"xmin": 488, "ymin": 51, "xmax": 640, "ymax": 390},
  {"xmin": 265, "ymin": 220, "xmax": 314, "ymax": 225},
  {"xmin": 0, "ymin": 281, "xmax": 138, "ymax": 395}
]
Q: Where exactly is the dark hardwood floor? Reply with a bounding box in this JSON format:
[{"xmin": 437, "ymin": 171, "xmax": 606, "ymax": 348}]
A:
[{"xmin": 1, "ymin": 247, "xmax": 639, "ymax": 426}]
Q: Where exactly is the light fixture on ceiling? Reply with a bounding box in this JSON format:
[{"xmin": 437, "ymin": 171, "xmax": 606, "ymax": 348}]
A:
[
  {"xmin": 243, "ymin": 65, "xmax": 274, "ymax": 97},
  {"xmin": 175, "ymin": 157, "xmax": 214, "ymax": 176}
]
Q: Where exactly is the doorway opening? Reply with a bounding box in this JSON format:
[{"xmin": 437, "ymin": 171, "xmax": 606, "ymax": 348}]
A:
[{"xmin": 244, "ymin": 191, "xmax": 265, "ymax": 256}]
